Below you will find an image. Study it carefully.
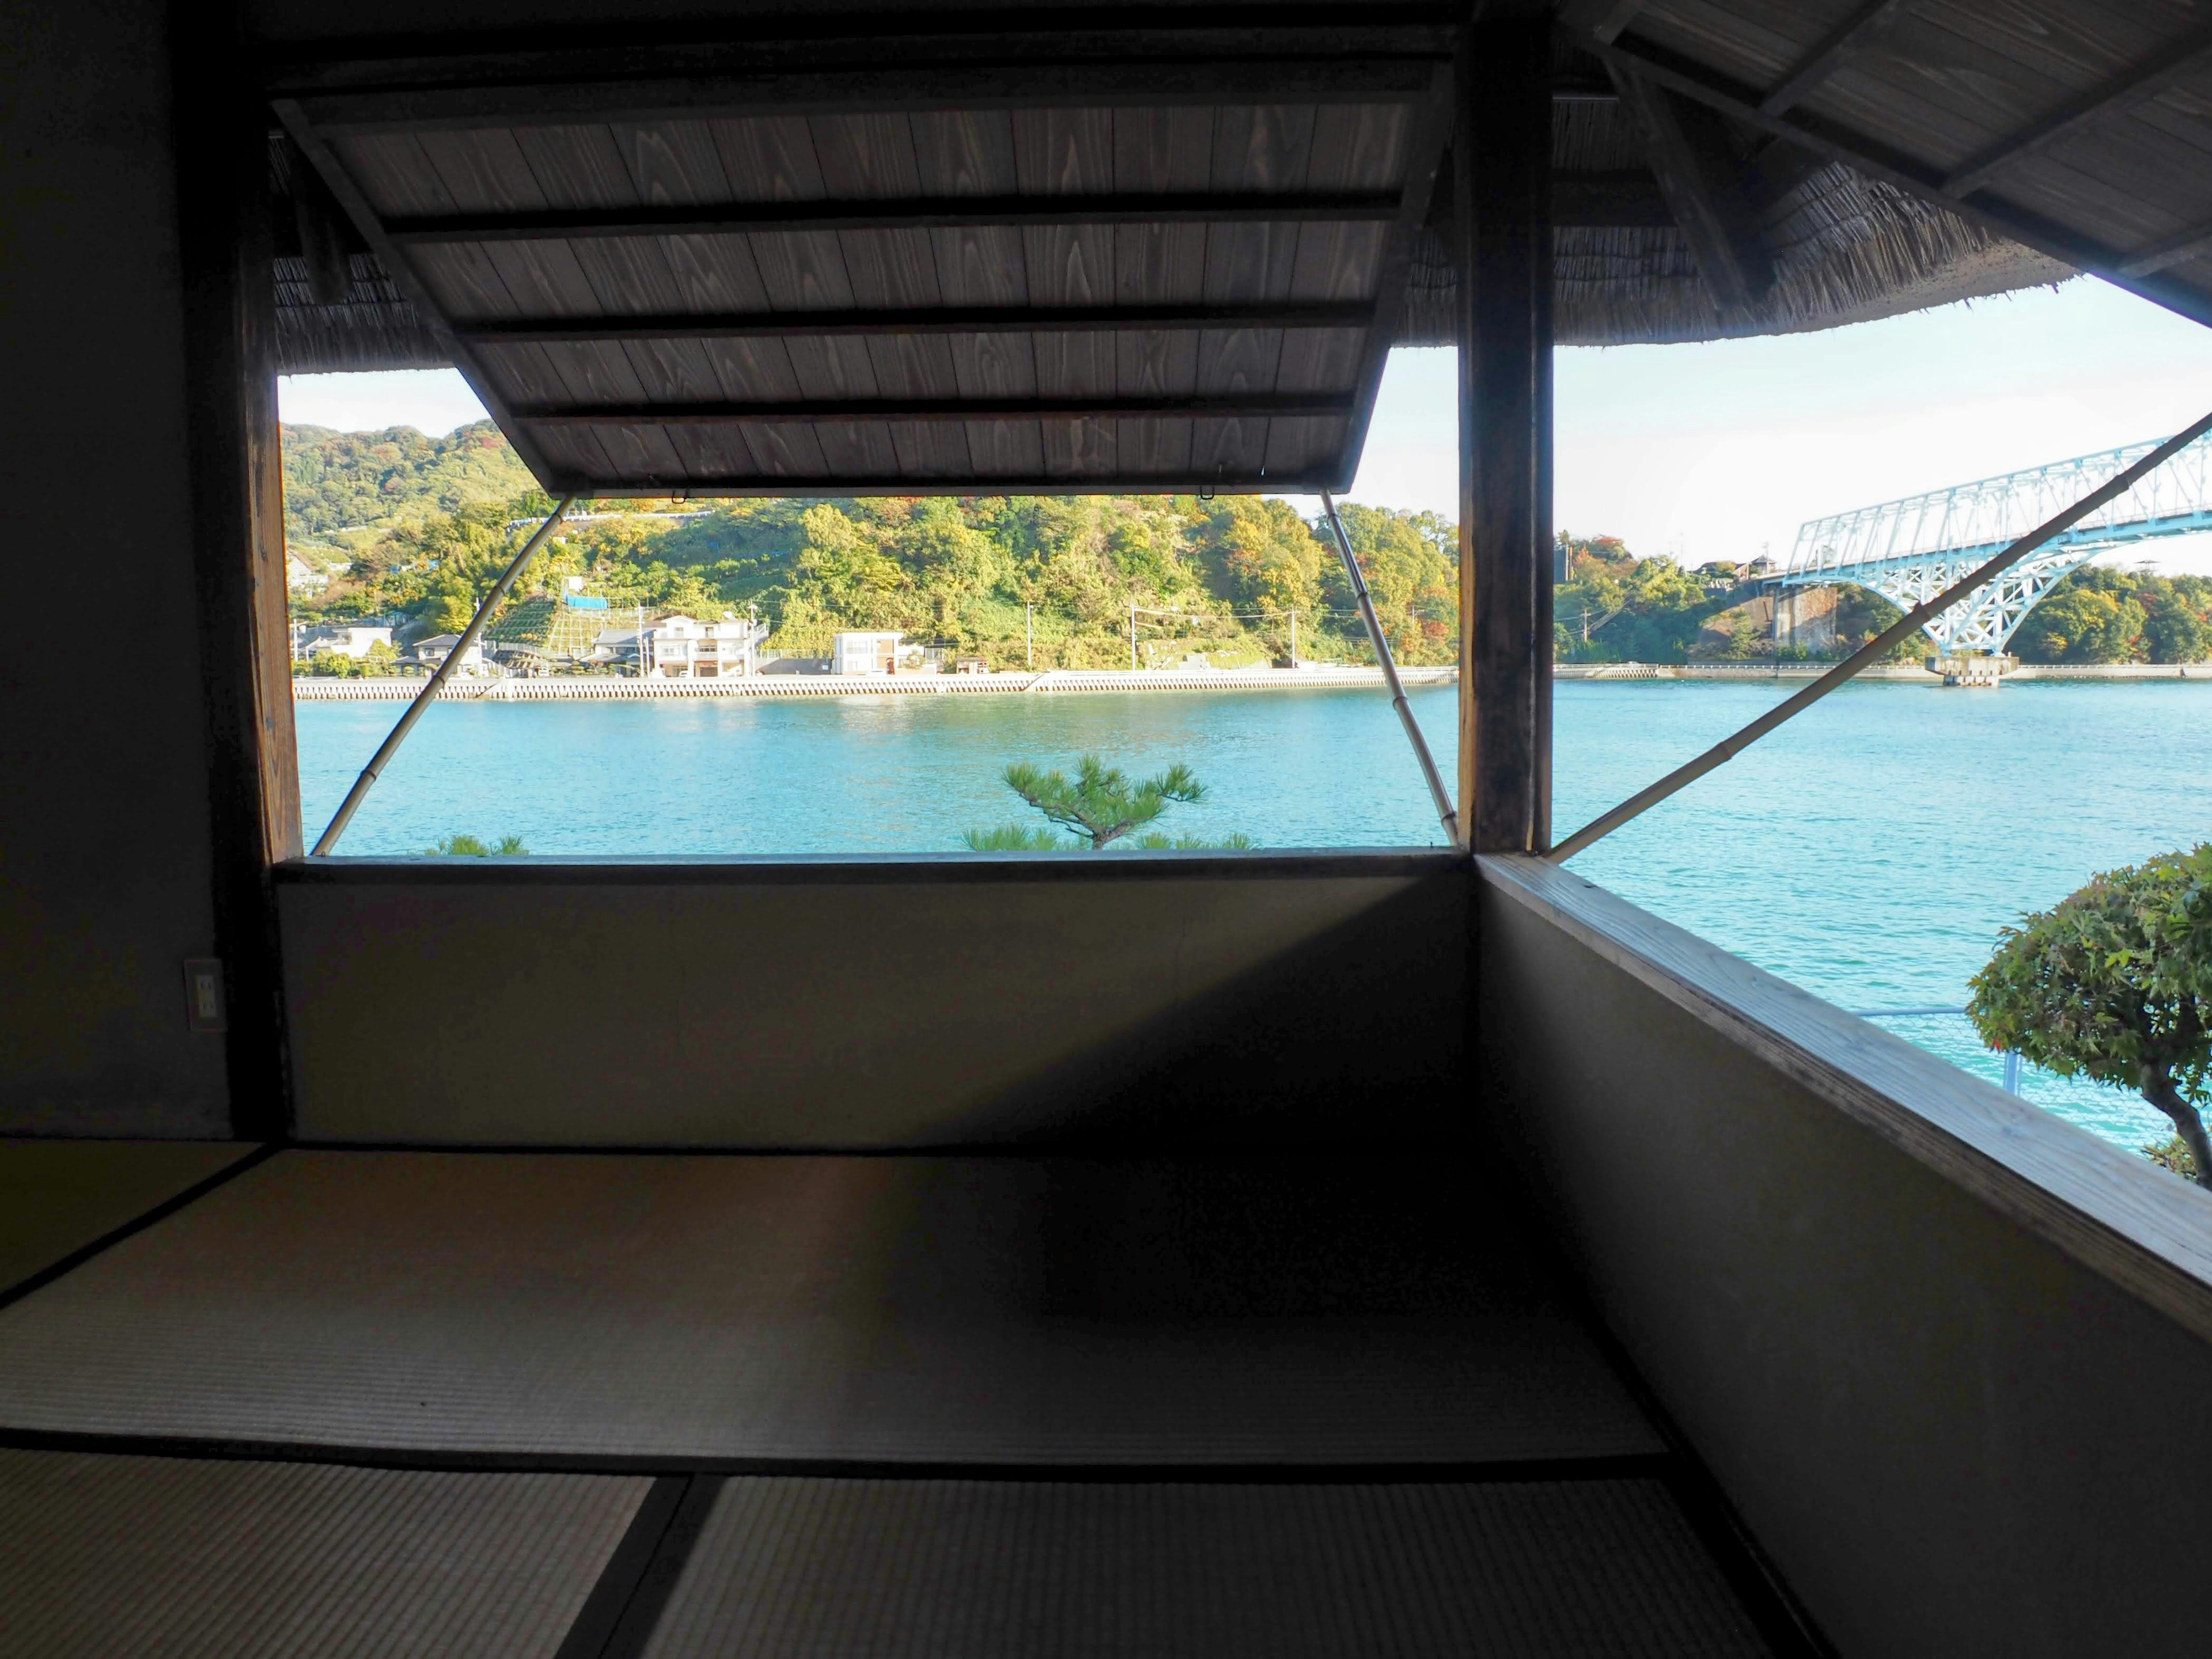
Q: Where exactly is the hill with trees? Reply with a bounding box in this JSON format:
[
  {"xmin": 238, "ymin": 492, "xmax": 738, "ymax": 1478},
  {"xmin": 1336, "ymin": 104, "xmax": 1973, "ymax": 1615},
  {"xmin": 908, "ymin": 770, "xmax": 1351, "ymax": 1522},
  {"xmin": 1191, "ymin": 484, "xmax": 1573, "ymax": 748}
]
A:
[
  {"xmin": 282, "ymin": 422, "xmax": 1459, "ymax": 670},
  {"xmin": 2009, "ymin": 564, "xmax": 2212, "ymax": 664},
  {"xmin": 1553, "ymin": 532, "xmax": 2212, "ymax": 666},
  {"xmin": 286, "ymin": 419, "xmax": 2212, "ymax": 671},
  {"xmin": 283, "ymin": 419, "xmax": 536, "ymax": 540}
]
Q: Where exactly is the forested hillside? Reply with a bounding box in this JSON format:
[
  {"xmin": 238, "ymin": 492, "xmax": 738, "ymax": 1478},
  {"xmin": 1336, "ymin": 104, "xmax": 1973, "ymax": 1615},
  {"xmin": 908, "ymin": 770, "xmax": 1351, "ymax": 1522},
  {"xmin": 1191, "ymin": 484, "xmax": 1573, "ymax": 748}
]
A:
[
  {"xmin": 281, "ymin": 421, "xmax": 2212, "ymax": 669},
  {"xmin": 283, "ymin": 420, "xmax": 536, "ymax": 539},
  {"xmin": 1553, "ymin": 533, "xmax": 2212, "ymax": 665},
  {"xmin": 281, "ymin": 421, "xmax": 1460, "ymax": 669}
]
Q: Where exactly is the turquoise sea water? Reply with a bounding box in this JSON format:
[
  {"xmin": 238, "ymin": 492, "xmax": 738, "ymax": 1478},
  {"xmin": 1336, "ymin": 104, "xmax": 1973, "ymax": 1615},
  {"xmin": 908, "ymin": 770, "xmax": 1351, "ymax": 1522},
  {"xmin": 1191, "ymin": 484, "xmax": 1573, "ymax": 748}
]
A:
[{"xmin": 297, "ymin": 678, "xmax": 2212, "ymax": 1152}]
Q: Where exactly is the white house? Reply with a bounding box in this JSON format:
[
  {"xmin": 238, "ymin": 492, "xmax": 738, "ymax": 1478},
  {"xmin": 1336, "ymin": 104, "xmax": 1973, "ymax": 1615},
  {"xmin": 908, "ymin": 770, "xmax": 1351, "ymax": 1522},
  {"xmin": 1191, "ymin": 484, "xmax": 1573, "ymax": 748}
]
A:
[
  {"xmin": 831, "ymin": 630, "xmax": 906, "ymax": 676},
  {"xmin": 285, "ymin": 554, "xmax": 329, "ymax": 592},
  {"xmin": 409, "ymin": 634, "xmax": 488, "ymax": 676},
  {"xmin": 296, "ymin": 623, "xmax": 393, "ymax": 658},
  {"xmin": 643, "ymin": 613, "xmax": 768, "ymax": 679}
]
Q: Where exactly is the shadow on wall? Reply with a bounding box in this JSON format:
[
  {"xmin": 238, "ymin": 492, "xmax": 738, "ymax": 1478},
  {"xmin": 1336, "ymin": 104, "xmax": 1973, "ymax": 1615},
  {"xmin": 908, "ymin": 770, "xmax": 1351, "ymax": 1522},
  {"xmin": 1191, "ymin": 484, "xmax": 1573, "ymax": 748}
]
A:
[
  {"xmin": 926, "ymin": 875, "xmax": 1471, "ymax": 1149},
  {"xmin": 278, "ymin": 866, "xmax": 1469, "ymax": 1149}
]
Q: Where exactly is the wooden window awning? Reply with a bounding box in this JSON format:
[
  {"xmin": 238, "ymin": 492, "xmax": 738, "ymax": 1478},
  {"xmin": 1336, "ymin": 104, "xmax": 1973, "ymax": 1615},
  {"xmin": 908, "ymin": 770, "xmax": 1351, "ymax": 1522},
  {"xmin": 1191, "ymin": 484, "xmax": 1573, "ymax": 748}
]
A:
[{"xmin": 272, "ymin": 35, "xmax": 1457, "ymax": 497}]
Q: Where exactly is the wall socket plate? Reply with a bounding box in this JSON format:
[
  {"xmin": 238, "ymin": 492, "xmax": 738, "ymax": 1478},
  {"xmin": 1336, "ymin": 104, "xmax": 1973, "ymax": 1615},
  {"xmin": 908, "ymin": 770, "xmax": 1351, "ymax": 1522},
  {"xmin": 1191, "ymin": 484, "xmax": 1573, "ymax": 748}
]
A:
[{"xmin": 182, "ymin": 958, "xmax": 228, "ymax": 1035}]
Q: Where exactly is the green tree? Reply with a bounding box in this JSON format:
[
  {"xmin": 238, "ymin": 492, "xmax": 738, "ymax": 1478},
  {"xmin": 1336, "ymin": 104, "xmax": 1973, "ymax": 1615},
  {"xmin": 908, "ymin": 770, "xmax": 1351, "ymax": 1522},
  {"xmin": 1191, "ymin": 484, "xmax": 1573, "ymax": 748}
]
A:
[
  {"xmin": 1328, "ymin": 503, "xmax": 1459, "ymax": 666},
  {"xmin": 1193, "ymin": 498, "xmax": 1327, "ymax": 622},
  {"xmin": 2015, "ymin": 585, "xmax": 2145, "ymax": 664},
  {"xmin": 979, "ymin": 756, "xmax": 1209, "ymax": 850},
  {"xmin": 1829, "ymin": 585, "xmax": 1925, "ymax": 664},
  {"xmin": 1967, "ymin": 845, "xmax": 2212, "ymax": 1187},
  {"xmin": 2146, "ymin": 1135, "xmax": 2200, "ymax": 1180},
  {"xmin": 961, "ymin": 824, "xmax": 1068, "ymax": 851},
  {"xmin": 426, "ymin": 834, "xmax": 529, "ymax": 855},
  {"xmin": 2143, "ymin": 600, "xmax": 2207, "ymax": 664}
]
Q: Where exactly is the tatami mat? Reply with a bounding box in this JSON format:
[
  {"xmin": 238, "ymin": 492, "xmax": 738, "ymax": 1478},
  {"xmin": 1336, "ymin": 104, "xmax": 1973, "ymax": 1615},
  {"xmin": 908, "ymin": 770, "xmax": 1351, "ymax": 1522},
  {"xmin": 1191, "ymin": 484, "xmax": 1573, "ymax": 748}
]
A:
[
  {"xmin": 641, "ymin": 1476, "xmax": 1772, "ymax": 1658},
  {"xmin": 0, "ymin": 1447, "xmax": 649, "ymax": 1658},
  {"xmin": 0, "ymin": 1152, "xmax": 1660, "ymax": 1464},
  {"xmin": 0, "ymin": 1138, "xmax": 256, "ymax": 1295}
]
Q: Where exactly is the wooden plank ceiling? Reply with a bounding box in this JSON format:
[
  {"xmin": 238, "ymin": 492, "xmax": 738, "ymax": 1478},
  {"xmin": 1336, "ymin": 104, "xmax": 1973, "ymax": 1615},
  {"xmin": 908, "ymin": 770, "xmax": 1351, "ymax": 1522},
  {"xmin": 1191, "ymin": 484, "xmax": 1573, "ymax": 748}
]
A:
[
  {"xmin": 273, "ymin": 25, "xmax": 1456, "ymax": 497},
  {"xmin": 1569, "ymin": 0, "xmax": 2212, "ymax": 333},
  {"xmin": 270, "ymin": 3, "xmax": 2212, "ymax": 494}
]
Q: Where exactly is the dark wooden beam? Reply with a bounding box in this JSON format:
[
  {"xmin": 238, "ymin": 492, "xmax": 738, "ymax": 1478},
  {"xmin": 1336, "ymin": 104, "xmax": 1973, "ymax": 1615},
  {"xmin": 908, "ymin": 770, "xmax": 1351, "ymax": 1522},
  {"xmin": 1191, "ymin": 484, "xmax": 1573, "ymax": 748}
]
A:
[
  {"xmin": 1577, "ymin": 31, "xmax": 2212, "ymax": 332},
  {"xmin": 516, "ymin": 471, "xmax": 1342, "ymax": 498},
  {"xmin": 1550, "ymin": 73, "xmax": 1619, "ymax": 104},
  {"xmin": 1335, "ymin": 62, "xmax": 1456, "ymax": 492},
  {"xmin": 173, "ymin": 11, "xmax": 299, "ymax": 1139},
  {"xmin": 1608, "ymin": 66, "xmax": 1773, "ymax": 311},
  {"xmin": 389, "ymin": 194, "xmax": 1404, "ymax": 247},
  {"xmin": 260, "ymin": 12, "xmax": 1462, "ymax": 94},
  {"xmin": 1593, "ymin": 0, "xmax": 1647, "ymax": 43},
  {"xmin": 1943, "ymin": 24, "xmax": 2212, "ymax": 198},
  {"xmin": 1556, "ymin": 0, "xmax": 1647, "ymax": 45},
  {"xmin": 2123, "ymin": 220, "xmax": 2212, "ymax": 278},
  {"xmin": 464, "ymin": 302, "xmax": 1376, "ymax": 343},
  {"xmin": 1552, "ymin": 171, "xmax": 1673, "ymax": 228},
  {"xmin": 518, "ymin": 395, "xmax": 1351, "ymax": 426},
  {"xmin": 294, "ymin": 58, "xmax": 1440, "ymax": 134},
  {"xmin": 1747, "ymin": 141, "xmax": 1830, "ymax": 212},
  {"xmin": 1759, "ymin": 0, "xmax": 1912, "ymax": 117},
  {"xmin": 1460, "ymin": 17, "xmax": 1553, "ymax": 854}
]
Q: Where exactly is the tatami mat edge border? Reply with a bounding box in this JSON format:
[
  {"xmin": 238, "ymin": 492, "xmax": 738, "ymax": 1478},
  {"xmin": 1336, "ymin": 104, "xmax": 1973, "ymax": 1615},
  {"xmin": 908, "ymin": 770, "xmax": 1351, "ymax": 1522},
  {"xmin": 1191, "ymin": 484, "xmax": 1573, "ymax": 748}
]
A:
[
  {"xmin": 0, "ymin": 1429, "xmax": 1679, "ymax": 1484},
  {"xmin": 0, "ymin": 1143, "xmax": 277, "ymax": 1314}
]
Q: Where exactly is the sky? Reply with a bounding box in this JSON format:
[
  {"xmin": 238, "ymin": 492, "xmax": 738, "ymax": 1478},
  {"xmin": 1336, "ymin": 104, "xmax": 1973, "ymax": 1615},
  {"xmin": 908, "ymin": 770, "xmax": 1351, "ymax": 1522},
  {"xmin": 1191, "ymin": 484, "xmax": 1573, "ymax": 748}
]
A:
[{"xmin": 279, "ymin": 275, "xmax": 2212, "ymax": 573}]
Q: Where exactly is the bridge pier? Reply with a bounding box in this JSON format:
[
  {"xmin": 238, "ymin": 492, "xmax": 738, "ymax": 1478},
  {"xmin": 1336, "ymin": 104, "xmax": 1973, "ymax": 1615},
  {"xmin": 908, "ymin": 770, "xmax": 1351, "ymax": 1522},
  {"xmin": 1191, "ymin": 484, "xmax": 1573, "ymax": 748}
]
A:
[{"xmin": 1931, "ymin": 653, "xmax": 2016, "ymax": 686}]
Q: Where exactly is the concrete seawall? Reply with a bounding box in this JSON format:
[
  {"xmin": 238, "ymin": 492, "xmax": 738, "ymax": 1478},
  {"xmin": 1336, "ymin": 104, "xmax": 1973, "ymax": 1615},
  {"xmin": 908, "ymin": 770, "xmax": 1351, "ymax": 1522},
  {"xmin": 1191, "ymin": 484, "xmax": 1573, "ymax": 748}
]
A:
[
  {"xmin": 293, "ymin": 666, "xmax": 1459, "ymax": 702},
  {"xmin": 1555, "ymin": 661, "xmax": 2212, "ymax": 683}
]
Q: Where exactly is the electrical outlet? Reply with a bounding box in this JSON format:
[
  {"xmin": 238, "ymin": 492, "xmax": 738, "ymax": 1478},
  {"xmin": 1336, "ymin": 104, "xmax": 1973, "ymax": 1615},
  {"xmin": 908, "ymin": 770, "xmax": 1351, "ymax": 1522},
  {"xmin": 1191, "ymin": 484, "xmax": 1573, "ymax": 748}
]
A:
[{"xmin": 182, "ymin": 959, "xmax": 227, "ymax": 1035}]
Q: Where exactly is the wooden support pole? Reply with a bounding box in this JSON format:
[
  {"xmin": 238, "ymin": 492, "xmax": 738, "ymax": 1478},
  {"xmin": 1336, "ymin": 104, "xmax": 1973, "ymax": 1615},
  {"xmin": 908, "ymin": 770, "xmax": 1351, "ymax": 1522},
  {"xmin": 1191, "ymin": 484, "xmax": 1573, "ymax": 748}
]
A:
[
  {"xmin": 1459, "ymin": 18, "xmax": 1554, "ymax": 854},
  {"xmin": 172, "ymin": 7, "xmax": 301, "ymax": 1138}
]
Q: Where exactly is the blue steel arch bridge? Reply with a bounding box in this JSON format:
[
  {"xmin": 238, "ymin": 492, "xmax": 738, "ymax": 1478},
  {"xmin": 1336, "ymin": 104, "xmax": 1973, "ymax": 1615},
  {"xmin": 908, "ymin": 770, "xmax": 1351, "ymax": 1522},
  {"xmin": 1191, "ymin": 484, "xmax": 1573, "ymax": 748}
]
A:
[{"xmin": 1781, "ymin": 433, "xmax": 2212, "ymax": 654}]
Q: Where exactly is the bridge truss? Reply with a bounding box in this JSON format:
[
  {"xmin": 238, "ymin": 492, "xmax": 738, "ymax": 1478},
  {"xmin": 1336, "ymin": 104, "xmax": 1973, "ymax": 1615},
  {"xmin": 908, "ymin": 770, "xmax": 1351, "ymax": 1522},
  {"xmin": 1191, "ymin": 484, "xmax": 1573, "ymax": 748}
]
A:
[{"xmin": 1782, "ymin": 432, "xmax": 2212, "ymax": 653}]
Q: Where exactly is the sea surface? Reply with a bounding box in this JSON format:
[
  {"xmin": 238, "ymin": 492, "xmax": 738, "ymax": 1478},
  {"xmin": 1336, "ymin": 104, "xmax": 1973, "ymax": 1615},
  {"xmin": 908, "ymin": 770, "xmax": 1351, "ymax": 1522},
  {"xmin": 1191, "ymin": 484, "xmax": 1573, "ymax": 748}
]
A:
[{"xmin": 297, "ymin": 677, "xmax": 2212, "ymax": 1152}]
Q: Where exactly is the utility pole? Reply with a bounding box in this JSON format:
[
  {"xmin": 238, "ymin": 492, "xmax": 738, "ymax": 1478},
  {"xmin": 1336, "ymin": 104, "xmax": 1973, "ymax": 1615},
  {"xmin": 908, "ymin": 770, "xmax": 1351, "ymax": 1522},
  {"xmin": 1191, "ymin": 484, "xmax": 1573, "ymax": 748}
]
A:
[
  {"xmin": 1025, "ymin": 602, "xmax": 1033, "ymax": 668},
  {"xmin": 1128, "ymin": 603, "xmax": 1137, "ymax": 671}
]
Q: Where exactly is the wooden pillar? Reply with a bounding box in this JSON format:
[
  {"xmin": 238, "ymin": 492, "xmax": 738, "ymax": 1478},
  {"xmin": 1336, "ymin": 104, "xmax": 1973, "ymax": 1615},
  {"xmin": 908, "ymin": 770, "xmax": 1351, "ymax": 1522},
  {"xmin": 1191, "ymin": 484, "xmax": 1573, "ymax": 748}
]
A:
[
  {"xmin": 173, "ymin": 6, "xmax": 300, "ymax": 1138},
  {"xmin": 1457, "ymin": 18, "xmax": 1555, "ymax": 853}
]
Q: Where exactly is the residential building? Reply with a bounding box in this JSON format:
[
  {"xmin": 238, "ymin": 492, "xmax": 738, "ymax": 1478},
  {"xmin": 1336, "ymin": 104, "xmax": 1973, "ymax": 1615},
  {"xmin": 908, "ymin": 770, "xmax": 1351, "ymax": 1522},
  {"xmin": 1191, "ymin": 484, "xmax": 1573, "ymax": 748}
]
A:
[
  {"xmin": 295, "ymin": 623, "xmax": 393, "ymax": 659},
  {"xmin": 643, "ymin": 613, "xmax": 767, "ymax": 679},
  {"xmin": 588, "ymin": 626, "xmax": 641, "ymax": 668},
  {"xmin": 831, "ymin": 629, "xmax": 905, "ymax": 675},
  {"xmin": 408, "ymin": 634, "xmax": 487, "ymax": 676}
]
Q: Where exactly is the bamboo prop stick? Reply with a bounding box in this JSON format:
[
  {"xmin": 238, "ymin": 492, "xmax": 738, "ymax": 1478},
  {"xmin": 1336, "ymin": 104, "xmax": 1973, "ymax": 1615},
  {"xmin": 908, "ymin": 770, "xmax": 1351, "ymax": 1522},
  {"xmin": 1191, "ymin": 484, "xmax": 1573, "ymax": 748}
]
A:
[
  {"xmin": 1550, "ymin": 409, "xmax": 2212, "ymax": 863},
  {"xmin": 311, "ymin": 494, "xmax": 577, "ymax": 855},
  {"xmin": 1319, "ymin": 490, "xmax": 1461, "ymax": 840}
]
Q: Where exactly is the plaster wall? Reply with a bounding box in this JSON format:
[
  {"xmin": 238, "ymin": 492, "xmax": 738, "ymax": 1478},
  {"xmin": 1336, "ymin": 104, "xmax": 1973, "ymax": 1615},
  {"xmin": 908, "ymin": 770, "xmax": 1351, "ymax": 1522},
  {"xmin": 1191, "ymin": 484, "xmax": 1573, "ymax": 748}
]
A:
[
  {"xmin": 0, "ymin": 0, "xmax": 229, "ymax": 1134},
  {"xmin": 279, "ymin": 859, "xmax": 1468, "ymax": 1147},
  {"xmin": 1479, "ymin": 866, "xmax": 2212, "ymax": 1659}
]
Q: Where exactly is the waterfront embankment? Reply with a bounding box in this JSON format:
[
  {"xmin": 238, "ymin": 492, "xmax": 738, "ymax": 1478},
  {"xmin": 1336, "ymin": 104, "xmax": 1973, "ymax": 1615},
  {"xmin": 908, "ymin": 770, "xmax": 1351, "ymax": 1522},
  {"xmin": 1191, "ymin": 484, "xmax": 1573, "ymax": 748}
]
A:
[
  {"xmin": 293, "ymin": 666, "xmax": 1459, "ymax": 701},
  {"xmin": 1554, "ymin": 660, "xmax": 2212, "ymax": 681}
]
